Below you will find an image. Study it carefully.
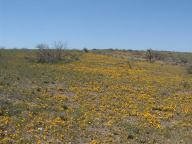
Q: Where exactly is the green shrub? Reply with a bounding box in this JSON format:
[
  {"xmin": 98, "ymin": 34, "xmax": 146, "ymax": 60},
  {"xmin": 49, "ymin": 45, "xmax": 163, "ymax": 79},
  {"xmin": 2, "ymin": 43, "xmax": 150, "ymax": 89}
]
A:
[{"xmin": 83, "ymin": 48, "xmax": 89, "ymax": 53}]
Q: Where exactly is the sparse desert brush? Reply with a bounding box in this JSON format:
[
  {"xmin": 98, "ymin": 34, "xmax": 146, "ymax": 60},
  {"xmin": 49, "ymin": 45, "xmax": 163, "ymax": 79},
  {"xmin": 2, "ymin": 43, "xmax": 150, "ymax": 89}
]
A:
[
  {"xmin": 187, "ymin": 65, "xmax": 192, "ymax": 74},
  {"xmin": 180, "ymin": 57, "xmax": 188, "ymax": 64},
  {"xmin": 146, "ymin": 48, "xmax": 154, "ymax": 63},
  {"xmin": 83, "ymin": 48, "xmax": 89, "ymax": 53},
  {"xmin": 54, "ymin": 41, "xmax": 66, "ymax": 60},
  {"xmin": 126, "ymin": 60, "xmax": 132, "ymax": 69},
  {"xmin": 153, "ymin": 52, "xmax": 166, "ymax": 61},
  {"xmin": 1, "ymin": 49, "xmax": 192, "ymax": 143},
  {"xmin": 36, "ymin": 43, "xmax": 53, "ymax": 63},
  {"xmin": 36, "ymin": 42, "xmax": 81, "ymax": 64},
  {"xmin": 36, "ymin": 41, "xmax": 65, "ymax": 63}
]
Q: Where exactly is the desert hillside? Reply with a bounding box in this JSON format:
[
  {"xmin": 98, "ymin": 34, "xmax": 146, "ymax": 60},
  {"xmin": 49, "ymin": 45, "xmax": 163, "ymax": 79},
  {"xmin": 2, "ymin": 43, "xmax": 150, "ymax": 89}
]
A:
[{"xmin": 0, "ymin": 49, "xmax": 192, "ymax": 143}]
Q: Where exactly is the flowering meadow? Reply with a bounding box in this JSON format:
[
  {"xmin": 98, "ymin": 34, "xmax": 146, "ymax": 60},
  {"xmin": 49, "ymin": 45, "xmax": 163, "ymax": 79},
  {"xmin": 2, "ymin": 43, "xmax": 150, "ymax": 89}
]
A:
[{"xmin": 0, "ymin": 50, "xmax": 192, "ymax": 143}]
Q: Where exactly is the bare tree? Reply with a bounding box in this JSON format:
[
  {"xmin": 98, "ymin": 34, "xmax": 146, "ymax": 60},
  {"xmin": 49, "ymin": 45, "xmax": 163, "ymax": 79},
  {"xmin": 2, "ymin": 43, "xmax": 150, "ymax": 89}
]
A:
[
  {"xmin": 36, "ymin": 43, "xmax": 51, "ymax": 63},
  {"xmin": 37, "ymin": 43, "xmax": 49, "ymax": 49},
  {"xmin": 54, "ymin": 41, "xmax": 65, "ymax": 60},
  {"xmin": 37, "ymin": 43, "xmax": 57, "ymax": 63},
  {"xmin": 36, "ymin": 41, "xmax": 67, "ymax": 63}
]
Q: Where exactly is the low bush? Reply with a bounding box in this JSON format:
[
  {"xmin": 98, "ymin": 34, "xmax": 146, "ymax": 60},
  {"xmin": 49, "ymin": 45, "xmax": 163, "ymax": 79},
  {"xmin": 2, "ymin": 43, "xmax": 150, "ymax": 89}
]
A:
[
  {"xmin": 187, "ymin": 65, "xmax": 192, "ymax": 74},
  {"xmin": 180, "ymin": 57, "xmax": 188, "ymax": 64},
  {"xmin": 83, "ymin": 48, "xmax": 89, "ymax": 53},
  {"xmin": 36, "ymin": 42, "xmax": 64, "ymax": 63},
  {"xmin": 146, "ymin": 49, "xmax": 154, "ymax": 63}
]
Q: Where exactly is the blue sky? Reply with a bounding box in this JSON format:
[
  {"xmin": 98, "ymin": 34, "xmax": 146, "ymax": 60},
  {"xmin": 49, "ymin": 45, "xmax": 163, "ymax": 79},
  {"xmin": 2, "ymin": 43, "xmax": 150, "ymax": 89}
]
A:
[{"xmin": 0, "ymin": 0, "xmax": 192, "ymax": 52}]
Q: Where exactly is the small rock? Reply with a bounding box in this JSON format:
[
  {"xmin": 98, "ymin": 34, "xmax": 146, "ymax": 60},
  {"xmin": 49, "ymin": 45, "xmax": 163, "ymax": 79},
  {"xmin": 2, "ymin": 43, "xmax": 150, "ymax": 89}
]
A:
[{"xmin": 38, "ymin": 127, "xmax": 43, "ymax": 131}]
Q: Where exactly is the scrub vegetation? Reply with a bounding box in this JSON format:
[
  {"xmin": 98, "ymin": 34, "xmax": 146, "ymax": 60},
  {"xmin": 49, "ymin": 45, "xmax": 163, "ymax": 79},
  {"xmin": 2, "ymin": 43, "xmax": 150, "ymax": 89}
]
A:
[{"xmin": 0, "ymin": 49, "xmax": 192, "ymax": 143}]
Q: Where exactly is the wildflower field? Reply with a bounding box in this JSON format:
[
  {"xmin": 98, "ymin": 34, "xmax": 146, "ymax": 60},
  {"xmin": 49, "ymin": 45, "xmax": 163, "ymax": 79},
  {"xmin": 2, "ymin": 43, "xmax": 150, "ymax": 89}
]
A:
[{"xmin": 0, "ymin": 49, "xmax": 192, "ymax": 143}]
